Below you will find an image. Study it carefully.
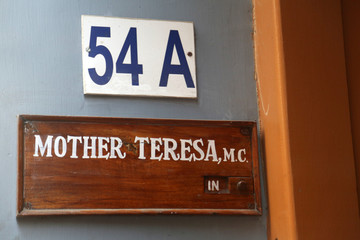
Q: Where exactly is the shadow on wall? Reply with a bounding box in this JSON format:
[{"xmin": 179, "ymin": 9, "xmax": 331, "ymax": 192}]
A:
[{"xmin": 16, "ymin": 215, "xmax": 265, "ymax": 239}]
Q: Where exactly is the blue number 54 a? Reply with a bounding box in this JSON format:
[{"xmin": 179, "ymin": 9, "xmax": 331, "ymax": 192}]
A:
[{"xmin": 87, "ymin": 26, "xmax": 194, "ymax": 88}]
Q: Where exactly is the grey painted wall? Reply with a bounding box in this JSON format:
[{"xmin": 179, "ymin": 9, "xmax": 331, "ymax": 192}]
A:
[{"xmin": 0, "ymin": 0, "xmax": 267, "ymax": 239}]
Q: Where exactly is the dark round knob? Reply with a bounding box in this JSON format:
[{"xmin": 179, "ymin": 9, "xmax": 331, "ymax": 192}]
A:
[{"xmin": 237, "ymin": 181, "xmax": 247, "ymax": 191}]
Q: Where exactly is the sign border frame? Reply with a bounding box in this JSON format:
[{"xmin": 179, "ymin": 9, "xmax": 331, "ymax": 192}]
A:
[{"xmin": 81, "ymin": 15, "xmax": 198, "ymax": 99}]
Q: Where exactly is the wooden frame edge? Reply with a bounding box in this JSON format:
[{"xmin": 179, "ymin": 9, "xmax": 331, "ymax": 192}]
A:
[
  {"xmin": 252, "ymin": 123, "xmax": 262, "ymax": 214},
  {"xmin": 17, "ymin": 115, "xmax": 25, "ymax": 216},
  {"xmin": 17, "ymin": 208, "xmax": 262, "ymax": 217},
  {"xmin": 253, "ymin": 0, "xmax": 297, "ymax": 239}
]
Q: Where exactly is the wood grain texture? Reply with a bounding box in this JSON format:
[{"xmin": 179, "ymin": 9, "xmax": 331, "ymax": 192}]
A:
[{"xmin": 17, "ymin": 115, "xmax": 261, "ymax": 216}]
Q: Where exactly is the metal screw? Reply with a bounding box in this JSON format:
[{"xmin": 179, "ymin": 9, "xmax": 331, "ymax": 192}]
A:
[
  {"xmin": 187, "ymin": 52, "xmax": 193, "ymax": 57},
  {"xmin": 240, "ymin": 127, "xmax": 251, "ymax": 136}
]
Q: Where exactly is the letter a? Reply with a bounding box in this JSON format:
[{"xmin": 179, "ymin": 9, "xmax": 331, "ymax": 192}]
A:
[{"xmin": 159, "ymin": 30, "xmax": 195, "ymax": 88}]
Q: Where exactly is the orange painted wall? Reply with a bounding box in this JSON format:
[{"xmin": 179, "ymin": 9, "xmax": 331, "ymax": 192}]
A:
[
  {"xmin": 342, "ymin": 0, "xmax": 360, "ymax": 211},
  {"xmin": 280, "ymin": 0, "xmax": 360, "ymax": 239},
  {"xmin": 254, "ymin": 0, "xmax": 360, "ymax": 239}
]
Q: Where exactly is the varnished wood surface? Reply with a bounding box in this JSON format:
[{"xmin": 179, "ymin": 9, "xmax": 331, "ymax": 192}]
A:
[{"xmin": 17, "ymin": 115, "xmax": 261, "ymax": 216}]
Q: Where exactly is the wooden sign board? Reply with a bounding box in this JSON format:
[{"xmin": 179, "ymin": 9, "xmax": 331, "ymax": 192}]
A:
[{"xmin": 17, "ymin": 115, "xmax": 261, "ymax": 216}]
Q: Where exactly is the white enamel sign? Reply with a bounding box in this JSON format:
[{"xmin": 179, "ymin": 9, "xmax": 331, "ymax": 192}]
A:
[{"xmin": 81, "ymin": 15, "xmax": 197, "ymax": 98}]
